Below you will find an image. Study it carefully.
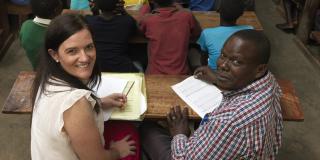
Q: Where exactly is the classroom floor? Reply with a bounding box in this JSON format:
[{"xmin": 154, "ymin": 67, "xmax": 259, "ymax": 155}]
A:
[{"xmin": 0, "ymin": 0, "xmax": 320, "ymax": 159}]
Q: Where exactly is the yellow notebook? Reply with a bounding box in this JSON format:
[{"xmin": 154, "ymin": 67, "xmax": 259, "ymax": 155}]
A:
[{"xmin": 100, "ymin": 73, "xmax": 147, "ymax": 121}]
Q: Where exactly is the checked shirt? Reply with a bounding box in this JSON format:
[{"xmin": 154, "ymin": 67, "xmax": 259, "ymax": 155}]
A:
[{"xmin": 172, "ymin": 71, "xmax": 283, "ymax": 160}]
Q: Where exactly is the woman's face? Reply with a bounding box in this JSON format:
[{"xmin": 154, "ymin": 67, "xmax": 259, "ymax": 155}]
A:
[{"xmin": 49, "ymin": 29, "xmax": 96, "ymax": 83}]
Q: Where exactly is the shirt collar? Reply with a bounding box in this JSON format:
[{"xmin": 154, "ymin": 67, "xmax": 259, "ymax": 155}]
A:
[
  {"xmin": 222, "ymin": 71, "xmax": 273, "ymax": 97},
  {"xmin": 152, "ymin": 6, "xmax": 178, "ymax": 14},
  {"xmin": 33, "ymin": 16, "xmax": 51, "ymax": 26}
]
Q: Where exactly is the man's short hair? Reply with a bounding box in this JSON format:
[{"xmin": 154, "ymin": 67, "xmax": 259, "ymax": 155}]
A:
[
  {"xmin": 153, "ymin": 0, "xmax": 174, "ymax": 7},
  {"xmin": 220, "ymin": 0, "xmax": 245, "ymax": 22},
  {"xmin": 30, "ymin": 0, "xmax": 62, "ymax": 19},
  {"xmin": 229, "ymin": 29, "xmax": 271, "ymax": 64},
  {"xmin": 94, "ymin": 0, "xmax": 118, "ymax": 12}
]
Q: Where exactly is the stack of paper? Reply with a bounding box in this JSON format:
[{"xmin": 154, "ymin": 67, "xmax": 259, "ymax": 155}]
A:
[
  {"xmin": 171, "ymin": 76, "xmax": 223, "ymax": 118},
  {"xmin": 93, "ymin": 73, "xmax": 147, "ymax": 121}
]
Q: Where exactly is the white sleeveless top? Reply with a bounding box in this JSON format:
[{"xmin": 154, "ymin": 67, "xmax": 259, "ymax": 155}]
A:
[{"xmin": 31, "ymin": 82, "xmax": 104, "ymax": 160}]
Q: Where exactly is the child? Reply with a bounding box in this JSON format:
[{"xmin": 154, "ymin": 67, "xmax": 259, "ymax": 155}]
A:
[
  {"xmin": 19, "ymin": 0, "xmax": 62, "ymax": 69},
  {"xmin": 139, "ymin": 0, "xmax": 201, "ymax": 75},
  {"xmin": 197, "ymin": 0, "xmax": 253, "ymax": 70},
  {"xmin": 85, "ymin": 0, "xmax": 139, "ymax": 72}
]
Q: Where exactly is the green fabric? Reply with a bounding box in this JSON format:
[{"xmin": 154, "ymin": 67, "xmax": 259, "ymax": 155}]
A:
[{"xmin": 19, "ymin": 20, "xmax": 47, "ymax": 69}]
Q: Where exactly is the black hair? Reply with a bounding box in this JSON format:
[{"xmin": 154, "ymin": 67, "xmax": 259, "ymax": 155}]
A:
[
  {"xmin": 153, "ymin": 0, "xmax": 174, "ymax": 7},
  {"xmin": 30, "ymin": 0, "xmax": 63, "ymax": 19},
  {"xmin": 220, "ymin": 0, "xmax": 245, "ymax": 23},
  {"xmin": 94, "ymin": 0, "xmax": 118, "ymax": 12},
  {"xmin": 228, "ymin": 29, "xmax": 271, "ymax": 64},
  {"xmin": 32, "ymin": 14, "xmax": 101, "ymax": 113}
]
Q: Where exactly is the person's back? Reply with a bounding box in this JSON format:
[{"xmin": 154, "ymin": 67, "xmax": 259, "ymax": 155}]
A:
[
  {"xmin": 197, "ymin": 0, "xmax": 252, "ymax": 70},
  {"xmin": 189, "ymin": 0, "xmax": 215, "ymax": 11},
  {"xmin": 20, "ymin": 20, "xmax": 47, "ymax": 69},
  {"xmin": 86, "ymin": 0, "xmax": 138, "ymax": 72},
  {"xmin": 19, "ymin": 0, "xmax": 62, "ymax": 69},
  {"xmin": 139, "ymin": 1, "xmax": 201, "ymax": 74},
  {"xmin": 70, "ymin": 0, "xmax": 90, "ymax": 10}
]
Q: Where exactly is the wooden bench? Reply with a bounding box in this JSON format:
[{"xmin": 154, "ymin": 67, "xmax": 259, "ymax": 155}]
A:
[
  {"xmin": 6, "ymin": 1, "xmax": 32, "ymax": 28},
  {"xmin": 127, "ymin": 10, "xmax": 263, "ymax": 43},
  {"xmin": 2, "ymin": 71, "xmax": 304, "ymax": 121}
]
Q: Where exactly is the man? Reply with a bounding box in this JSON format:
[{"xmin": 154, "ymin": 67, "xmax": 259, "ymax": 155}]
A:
[
  {"xmin": 140, "ymin": 29, "xmax": 283, "ymax": 159},
  {"xmin": 197, "ymin": 0, "xmax": 253, "ymax": 70}
]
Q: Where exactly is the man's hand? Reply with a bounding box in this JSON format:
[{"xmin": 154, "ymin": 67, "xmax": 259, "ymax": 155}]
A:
[
  {"xmin": 100, "ymin": 93, "xmax": 127, "ymax": 110},
  {"xmin": 194, "ymin": 66, "xmax": 217, "ymax": 84},
  {"xmin": 167, "ymin": 106, "xmax": 190, "ymax": 137}
]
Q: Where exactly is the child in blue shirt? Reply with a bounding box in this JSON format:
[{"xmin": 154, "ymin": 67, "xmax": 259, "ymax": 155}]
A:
[{"xmin": 197, "ymin": 0, "xmax": 253, "ymax": 70}]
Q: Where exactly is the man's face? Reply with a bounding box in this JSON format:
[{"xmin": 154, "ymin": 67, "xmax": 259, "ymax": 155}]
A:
[{"xmin": 216, "ymin": 37, "xmax": 261, "ymax": 91}]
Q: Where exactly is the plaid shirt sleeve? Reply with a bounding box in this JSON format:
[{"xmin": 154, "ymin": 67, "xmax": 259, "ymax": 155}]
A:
[{"xmin": 171, "ymin": 120, "xmax": 246, "ymax": 160}]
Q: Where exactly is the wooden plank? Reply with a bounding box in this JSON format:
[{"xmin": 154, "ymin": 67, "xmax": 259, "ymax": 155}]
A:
[
  {"xmin": 278, "ymin": 80, "xmax": 304, "ymax": 121},
  {"xmin": 2, "ymin": 71, "xmax": 304, "ymax": 121},
  {"xmin": 128, "ymin": 10, "xmax": 263, "ymax": 43},
  {"xmin": 2, "ymin": 71, "xmax": 34, "ymax": 114},
  {"xmin": 127, "ymin": 10, "xmax": 262, "ymax": 30},
  {"xmin": 145, "ymin": 75, "xmax": 199, "ymax": 120}
]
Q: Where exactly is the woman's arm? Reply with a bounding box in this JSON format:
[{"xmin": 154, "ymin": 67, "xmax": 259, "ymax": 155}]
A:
[{"xmin": 63, "ymin": 97, "xmax": 134, "ymax": 160}]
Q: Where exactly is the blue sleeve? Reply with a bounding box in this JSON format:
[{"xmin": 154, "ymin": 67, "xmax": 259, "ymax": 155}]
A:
[{"xmin": 197, "ymin": 31, "xmax": 208, "ymax": 53}]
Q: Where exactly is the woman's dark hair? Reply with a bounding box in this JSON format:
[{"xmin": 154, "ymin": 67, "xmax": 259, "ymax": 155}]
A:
[
  {"xmin": 30, "ymin": 0, "xmax": 63, "ymax": 19},
  {"xmin": 32, "ymin": 14, "xmax": 101, "ymax": 113}
]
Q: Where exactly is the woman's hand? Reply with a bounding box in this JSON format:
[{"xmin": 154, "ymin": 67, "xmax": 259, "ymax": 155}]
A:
[
  {"xmin": 100, "ymin": 93, "xmax": 127, "ymax": 110},
  {"xmin": 110, "ymin": 135, "xmax": 136, "ymax": 158}
]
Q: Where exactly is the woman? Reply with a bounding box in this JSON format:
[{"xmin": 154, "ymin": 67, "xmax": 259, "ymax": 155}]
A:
[{"xmin": 31, "ymin": 14, "xmax": 138, "ymax": 159}]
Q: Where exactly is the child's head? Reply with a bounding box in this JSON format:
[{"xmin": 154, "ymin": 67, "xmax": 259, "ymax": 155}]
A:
[
  {"xmin": 153, "ymin": 0, "xmax": 173, "ymax": 7},
  {"xmin": 30, "ymin": 0, "xmax": 62, "ymax": 19},
  {"xmin": 220, "ymin": 0, "xmax": 245, "ymax": 23},
  {"xmin": 94, "ymin": 0, "xmax": 119, "ymax": 12}
]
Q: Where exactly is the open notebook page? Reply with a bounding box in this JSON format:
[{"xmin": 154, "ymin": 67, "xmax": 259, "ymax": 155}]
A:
[
  {"xmin": 171, "ymin": 76, "xmax": 223, "ymax": 118},
  {"xmin": 92, "ymin": 76, "xmax": 128, "ymax": 120}
]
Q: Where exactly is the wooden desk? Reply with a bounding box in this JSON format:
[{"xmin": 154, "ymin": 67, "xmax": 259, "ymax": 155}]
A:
[
  {"xmin": 128, "ymin": 10, "xmax": 263, "ymax": 43},
  {"xmin": 2, "ymin": 71, "xmax": 304, "ymax": 121},
  {"xmin": 129, "ymin": 10, "xmax": 262, "ymax": 30}
]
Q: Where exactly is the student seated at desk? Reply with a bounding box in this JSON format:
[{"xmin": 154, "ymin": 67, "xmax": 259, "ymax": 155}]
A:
[
  {"xmin": 19, "ymin": 0, "xmax": 62, "ymax": 70},
  {"xmin": 140, "ymin": 30, "xmax": 283, "ymax": 159},
  {"xmin": 197, "ymin": 0, "xmax": 253, "ymax": 70},
  {"xmin": 139, "ymin": 0, "xmax": 201, "ymax": 75},
  {"xmin": 85, "ymin": 0, "xmax": 140, "ymax": 72},
  {"xmin": 31, "ymin": 14, "xmax": 140, "ymax": 160}
]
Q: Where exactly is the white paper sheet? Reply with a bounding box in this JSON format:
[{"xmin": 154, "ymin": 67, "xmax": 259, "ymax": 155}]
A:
[
  {"xmin": 171, "ymin": 76, "xmax": 223, "ymax": 118},
  {"xmin": 93, "ymin": 76, "xmax": 128, "ymax": 98},
  {"xmin": 92, "ymin": 76, "xmax": 128, "ymax": 121}
]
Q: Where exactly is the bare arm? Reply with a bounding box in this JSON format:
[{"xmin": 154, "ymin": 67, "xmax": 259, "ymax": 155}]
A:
[{"xmin": 63, "ymin": 97, "xmax": 135, "ymax": 160}]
